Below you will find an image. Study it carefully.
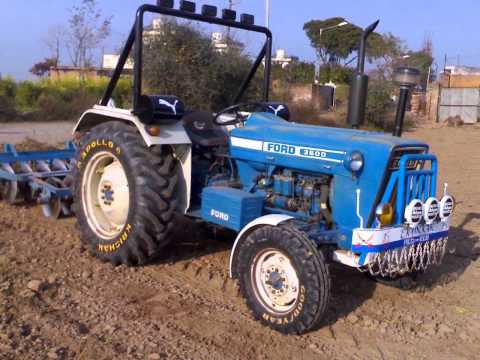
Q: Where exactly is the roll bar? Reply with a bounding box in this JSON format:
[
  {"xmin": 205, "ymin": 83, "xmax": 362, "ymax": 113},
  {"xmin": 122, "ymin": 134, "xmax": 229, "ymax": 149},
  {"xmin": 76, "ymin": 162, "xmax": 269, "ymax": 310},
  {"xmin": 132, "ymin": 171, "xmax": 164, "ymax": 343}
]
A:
[{"xmin": 100, "ymin": 3, "xmax": 273, "ymax": 117}]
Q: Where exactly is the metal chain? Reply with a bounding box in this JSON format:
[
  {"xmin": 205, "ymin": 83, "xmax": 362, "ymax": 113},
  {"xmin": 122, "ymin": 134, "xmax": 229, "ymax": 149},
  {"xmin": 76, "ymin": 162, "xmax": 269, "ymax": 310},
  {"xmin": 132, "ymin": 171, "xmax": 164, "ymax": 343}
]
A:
[{"xmin": 364, "ymin": 238, "xmax": 448, "ymax": 277}]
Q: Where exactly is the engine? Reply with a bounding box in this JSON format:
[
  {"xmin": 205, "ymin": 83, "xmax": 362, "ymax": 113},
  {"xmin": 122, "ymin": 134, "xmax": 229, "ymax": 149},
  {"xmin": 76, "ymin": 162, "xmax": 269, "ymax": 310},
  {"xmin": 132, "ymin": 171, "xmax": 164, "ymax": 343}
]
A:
[{"xmin": 258, "ymin": 169, "xmax": 332, "ymax": 223}]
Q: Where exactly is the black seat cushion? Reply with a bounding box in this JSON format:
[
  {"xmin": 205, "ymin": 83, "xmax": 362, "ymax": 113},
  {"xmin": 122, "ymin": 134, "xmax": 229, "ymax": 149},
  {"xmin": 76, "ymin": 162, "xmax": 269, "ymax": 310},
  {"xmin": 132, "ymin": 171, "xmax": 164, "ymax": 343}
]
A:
[
  {"xmin": 183, "ymin": 111, "xmax": 228, "ymax": 147},
  {"xmin": 137, "ymin": 95, "xmax": 185, "ymax": 124}
]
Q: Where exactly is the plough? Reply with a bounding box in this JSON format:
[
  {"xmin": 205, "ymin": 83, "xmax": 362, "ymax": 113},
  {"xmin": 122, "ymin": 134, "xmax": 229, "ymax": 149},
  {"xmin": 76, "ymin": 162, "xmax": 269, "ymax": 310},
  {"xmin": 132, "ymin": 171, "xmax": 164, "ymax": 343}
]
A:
[{"xmin": 0, "ymin": 142, "xmax": 76, "ymax": 218}]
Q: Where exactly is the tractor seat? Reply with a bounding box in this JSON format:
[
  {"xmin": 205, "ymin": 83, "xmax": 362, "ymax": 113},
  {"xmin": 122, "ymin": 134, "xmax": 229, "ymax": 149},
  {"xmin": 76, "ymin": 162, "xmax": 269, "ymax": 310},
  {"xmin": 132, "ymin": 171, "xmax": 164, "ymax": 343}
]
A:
[
  {"xmin": 183, "ymin": 111, "xmax": 228, "ymax": 147},
  {"xmin": 137, "ymin": 95, "xmax": 185, "ymax": 124}
]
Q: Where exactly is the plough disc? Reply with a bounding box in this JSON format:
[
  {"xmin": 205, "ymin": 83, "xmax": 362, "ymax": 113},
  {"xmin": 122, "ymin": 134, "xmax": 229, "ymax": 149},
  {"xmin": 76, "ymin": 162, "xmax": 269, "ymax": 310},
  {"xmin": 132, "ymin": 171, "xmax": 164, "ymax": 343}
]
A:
[
  {"xmin": 41, "ymin": 197, "xmax": 63, "ymax": 219},
  {"xmin": 0, "ymin": 164, "xmax": 19, "ymax": 204}
]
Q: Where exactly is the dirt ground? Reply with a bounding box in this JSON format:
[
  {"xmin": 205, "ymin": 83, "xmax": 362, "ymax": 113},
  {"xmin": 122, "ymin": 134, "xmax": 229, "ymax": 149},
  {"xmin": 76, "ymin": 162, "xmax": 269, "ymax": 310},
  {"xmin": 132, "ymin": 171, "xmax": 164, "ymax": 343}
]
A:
[
  {"xmin": 0, "ymin": 125, "xmax": 479, "ymax": 360},
  {"xmin": 0, "ymin": 121, "xmax": 73, "ymax": 146}
]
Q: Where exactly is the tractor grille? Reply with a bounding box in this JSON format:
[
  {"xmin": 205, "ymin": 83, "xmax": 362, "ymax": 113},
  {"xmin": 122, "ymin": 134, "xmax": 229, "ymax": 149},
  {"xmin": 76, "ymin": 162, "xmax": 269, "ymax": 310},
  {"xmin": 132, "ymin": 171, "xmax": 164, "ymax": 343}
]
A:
[{"xmin": 381, "ymin": 147, "xmax": 437, "ymax": 225}]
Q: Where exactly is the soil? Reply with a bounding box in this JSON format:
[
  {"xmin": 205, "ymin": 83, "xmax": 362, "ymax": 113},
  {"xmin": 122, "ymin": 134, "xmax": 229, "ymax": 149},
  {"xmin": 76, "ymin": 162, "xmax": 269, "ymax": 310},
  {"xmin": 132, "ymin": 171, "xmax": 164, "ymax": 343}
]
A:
[
  {"xmin": 0, "ymin": 121, "xmax": 73, "ymax": 146},
  {"xmin": 0, "ymin": 125, "xmax": 479, "ymax": 360}
]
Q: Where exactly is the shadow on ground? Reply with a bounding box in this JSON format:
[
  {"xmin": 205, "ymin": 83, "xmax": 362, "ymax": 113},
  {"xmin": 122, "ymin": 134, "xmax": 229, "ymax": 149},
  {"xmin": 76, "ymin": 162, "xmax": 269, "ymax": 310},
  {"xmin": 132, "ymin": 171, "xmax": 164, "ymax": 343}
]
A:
[{"xmin": 416, "ymin": 212, "xmax": 480, "ymax": 289}]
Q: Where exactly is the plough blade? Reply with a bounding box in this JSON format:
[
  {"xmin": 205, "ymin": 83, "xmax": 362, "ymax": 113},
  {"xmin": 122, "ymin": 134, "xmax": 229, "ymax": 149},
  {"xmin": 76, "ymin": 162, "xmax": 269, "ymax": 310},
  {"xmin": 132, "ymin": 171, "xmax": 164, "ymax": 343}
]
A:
[{"xmin": 0, "ymin": 142, "xmax": 76, "ymax": 219}]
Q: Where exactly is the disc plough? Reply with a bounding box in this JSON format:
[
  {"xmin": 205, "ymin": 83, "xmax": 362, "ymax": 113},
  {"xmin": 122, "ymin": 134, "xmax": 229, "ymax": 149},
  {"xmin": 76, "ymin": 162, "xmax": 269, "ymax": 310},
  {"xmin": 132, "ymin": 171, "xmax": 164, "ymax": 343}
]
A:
[{"xmin": 0, "ymin": 142, "xmax": 76, "ymax": 218}]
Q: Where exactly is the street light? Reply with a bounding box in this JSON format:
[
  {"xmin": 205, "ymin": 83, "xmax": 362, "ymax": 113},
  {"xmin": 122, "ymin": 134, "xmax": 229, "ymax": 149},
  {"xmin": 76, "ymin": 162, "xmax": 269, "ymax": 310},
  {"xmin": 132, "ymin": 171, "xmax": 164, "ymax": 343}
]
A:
[
  {"xmin": 315, "ymin": 21, "xmax": 349, "ymax": 84},
  {"xmin": 266, "ymin": 0, "xmax": 270, "ymax": 28}
]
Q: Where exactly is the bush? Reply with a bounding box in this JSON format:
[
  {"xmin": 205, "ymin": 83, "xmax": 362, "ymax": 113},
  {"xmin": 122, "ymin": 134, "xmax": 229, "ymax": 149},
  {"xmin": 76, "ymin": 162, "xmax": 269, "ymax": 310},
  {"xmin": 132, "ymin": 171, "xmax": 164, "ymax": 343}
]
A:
[
  {"xmin": 15, "ymin": 81, "xmax": 42, "ymax": 111},
  {"xmin": 0, "ymin": 76, "xmax": 133, "ymax": 122},
  {"xmin": 0, "ymin": 78, "xmax": 17, "ymax": 121},
  {"xmin": 319, "ymin": 65, "xmax": 354, "ymax": 84},
  {"xmin": 143, "ymin": 20, "xmax": 261, "ymax": 111}
]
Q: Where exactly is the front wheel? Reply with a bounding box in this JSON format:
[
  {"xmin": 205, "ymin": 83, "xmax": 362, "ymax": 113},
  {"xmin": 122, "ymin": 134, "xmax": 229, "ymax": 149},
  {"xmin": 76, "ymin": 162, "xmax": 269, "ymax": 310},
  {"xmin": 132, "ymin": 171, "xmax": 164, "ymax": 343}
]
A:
[
  {"xmin": 73, "ymin": 121, "xmax": 179, "ymax": 266},
  {"xmin": 236, "ymin": 225, "xmax": 331, "ymax": 334}
]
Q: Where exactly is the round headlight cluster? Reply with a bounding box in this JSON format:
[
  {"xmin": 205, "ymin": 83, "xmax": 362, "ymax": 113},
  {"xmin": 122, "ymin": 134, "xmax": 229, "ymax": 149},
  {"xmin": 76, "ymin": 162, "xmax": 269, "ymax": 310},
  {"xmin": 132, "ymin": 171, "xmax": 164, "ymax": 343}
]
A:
[
  {"xmin": 404, "ymin": 196, "xmax": 454, "ymax": 227},
  {"xmin": 405, "ymin": 199, "xmax": 424, "ymax": 227},
  {"xmin": 346, "ymin": 151, "xmax": 364, "ymax": 172},
  {"xmin": 440, "ymin": 195, "xmax": 455, "ymax": 220},
  {"xmin": 423, "ymin": 197, "xmax": 440, "ymax": 225}
]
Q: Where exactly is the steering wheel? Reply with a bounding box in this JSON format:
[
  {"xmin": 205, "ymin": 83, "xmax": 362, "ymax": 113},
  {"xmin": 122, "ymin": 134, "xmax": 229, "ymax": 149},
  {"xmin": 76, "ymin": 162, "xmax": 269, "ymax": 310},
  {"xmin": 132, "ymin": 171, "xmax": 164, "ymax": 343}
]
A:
[{"xmin": 213, "ymin": 102, "xmax": 269, "ymax": 126}]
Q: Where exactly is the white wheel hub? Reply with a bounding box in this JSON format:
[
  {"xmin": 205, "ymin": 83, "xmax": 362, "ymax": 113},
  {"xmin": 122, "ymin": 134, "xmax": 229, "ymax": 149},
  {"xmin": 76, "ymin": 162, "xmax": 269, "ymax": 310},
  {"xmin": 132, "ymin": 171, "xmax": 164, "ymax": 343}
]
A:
[
  {"xmin": 82, "ymin": 152, "xmax": 130, "ymax": 240},
  {"xmin": 251, "ymin": 249, "xmax": 300, "ymax": 314}
]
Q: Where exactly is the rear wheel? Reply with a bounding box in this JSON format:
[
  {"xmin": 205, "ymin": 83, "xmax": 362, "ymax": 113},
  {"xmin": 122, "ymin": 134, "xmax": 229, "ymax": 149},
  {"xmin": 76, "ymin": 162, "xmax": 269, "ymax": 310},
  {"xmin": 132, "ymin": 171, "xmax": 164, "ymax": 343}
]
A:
[
  {"xmin": 74, "ymin": 121, "xmax": 179, "ymax": 266},
  {"xmin": 236, "ymin": 225, "xmax": 331, "ymax": 334}
]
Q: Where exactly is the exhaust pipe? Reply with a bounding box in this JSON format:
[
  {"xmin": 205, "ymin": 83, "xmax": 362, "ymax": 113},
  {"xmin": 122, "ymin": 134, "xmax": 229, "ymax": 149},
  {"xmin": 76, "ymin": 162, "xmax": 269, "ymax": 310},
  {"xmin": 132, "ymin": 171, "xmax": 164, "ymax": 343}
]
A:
[
  {"xmin": 392, "ymin": 67, "xmax": 421, "ymax": 137},
  {"xmin": 347, "ymin": 20, "xmax": 380, "ymax": 129}
]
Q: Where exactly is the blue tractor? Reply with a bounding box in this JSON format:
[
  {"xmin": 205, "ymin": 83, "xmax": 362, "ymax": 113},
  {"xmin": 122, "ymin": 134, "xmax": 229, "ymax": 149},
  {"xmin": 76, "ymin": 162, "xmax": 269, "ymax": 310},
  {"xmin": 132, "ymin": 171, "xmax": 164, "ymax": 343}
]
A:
[{"xmin": 73, "ymin": 1, "xmax": 455, "ymax": 334}]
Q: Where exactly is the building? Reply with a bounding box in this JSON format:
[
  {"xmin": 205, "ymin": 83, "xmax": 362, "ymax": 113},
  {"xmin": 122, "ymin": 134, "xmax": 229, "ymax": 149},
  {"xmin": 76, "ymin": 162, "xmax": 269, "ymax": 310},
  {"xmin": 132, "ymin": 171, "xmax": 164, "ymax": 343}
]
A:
[
  {"xmin": 211, "ymin": 32, "xmax": 228, "ymax": 53},
  {"xmin": 272, "ymin": 49, "xmax": 292, "ymax": 69},
  {"xmin": 48, "ymin": 66, "xmax": 100, "ymax": 81},
  {"xmin": 102, "ymin": 55, "xmax": 134, "ymax": 71}
]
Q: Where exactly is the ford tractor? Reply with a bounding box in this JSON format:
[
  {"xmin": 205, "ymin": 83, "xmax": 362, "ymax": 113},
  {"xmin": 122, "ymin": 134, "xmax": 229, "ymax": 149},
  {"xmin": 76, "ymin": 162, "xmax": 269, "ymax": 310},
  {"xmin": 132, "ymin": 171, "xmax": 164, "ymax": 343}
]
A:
[{"xmin": 73, "ymin": 1, "xmax": 455, "ymax": 334}]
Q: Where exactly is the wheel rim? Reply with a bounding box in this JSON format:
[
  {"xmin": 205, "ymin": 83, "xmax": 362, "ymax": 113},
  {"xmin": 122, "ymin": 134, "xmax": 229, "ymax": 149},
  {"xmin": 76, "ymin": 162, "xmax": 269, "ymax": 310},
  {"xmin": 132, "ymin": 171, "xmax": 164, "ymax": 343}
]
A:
[
  {"xmin": 251, "ymin": 248, "xmax": 300, "ymax": 314},
  {"xmin": 82, "ymin": 151, "xmax": 130, "ymax": 240}
]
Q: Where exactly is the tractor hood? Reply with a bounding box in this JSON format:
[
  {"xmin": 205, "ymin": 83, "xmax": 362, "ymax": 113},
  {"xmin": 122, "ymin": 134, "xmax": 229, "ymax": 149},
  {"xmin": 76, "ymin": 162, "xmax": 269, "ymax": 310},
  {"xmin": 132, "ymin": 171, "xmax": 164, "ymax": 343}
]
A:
[
  {"xmin": 230, "ymin": 111, "xmax": 429, "ymax": 193},
  {"xmin": 230, "ymin": 113, "xmax": 428, "ymax": 174},
  {"xmin": 232, "ymin": 113, "xmax": 426, "ymax": 154},
  {"xmin": 229, "ymin": 113, "xmax": 429, "ymax": 245}
]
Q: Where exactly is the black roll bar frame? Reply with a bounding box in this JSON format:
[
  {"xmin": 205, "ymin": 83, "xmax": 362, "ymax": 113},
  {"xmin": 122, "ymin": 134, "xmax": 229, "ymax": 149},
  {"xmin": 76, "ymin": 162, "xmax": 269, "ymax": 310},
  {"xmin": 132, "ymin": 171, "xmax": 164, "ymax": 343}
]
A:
[{"xmin": 100, "ymin": 3, "xmax": 273, "ymax": 115}]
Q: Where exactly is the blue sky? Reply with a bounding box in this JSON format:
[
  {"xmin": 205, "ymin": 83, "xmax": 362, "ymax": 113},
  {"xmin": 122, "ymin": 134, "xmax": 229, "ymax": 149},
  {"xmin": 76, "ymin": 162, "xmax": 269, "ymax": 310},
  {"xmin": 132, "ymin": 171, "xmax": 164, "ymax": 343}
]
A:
[{"xmin": 0, "ymin": 0, "xmax": 479, "ymax": 80}]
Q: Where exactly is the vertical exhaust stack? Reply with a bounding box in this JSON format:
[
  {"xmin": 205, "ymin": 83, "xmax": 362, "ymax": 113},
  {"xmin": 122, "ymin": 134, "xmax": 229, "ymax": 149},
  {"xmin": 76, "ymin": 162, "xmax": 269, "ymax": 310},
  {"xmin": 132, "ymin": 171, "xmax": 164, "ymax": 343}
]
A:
[
  {"xmin": 347, "ymin": 20, "xmax": 380, "ymax": 129},
  {"xmin": 392, "ymin": 67, "xmax": 421, "ymax": 137}
]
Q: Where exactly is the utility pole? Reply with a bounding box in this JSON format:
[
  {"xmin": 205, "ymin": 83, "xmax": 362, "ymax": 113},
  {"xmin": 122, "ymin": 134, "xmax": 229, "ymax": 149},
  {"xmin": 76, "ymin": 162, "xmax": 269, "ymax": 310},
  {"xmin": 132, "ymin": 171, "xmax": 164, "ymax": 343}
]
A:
[
  {"xmin": 266, "ymin": 0, "xmax": 270, "ymax": 28},
  {"xmin": 226, "ymin": 0, "xmax": 241, "ymax": 43}
]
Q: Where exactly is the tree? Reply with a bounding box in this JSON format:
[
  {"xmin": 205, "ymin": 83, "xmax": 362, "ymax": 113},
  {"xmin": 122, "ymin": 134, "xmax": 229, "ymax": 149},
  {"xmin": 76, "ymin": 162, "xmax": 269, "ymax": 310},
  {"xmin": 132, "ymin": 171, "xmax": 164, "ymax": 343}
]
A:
[
  {"xmin": 66, "ymin": 0, "xmax": 112, "ymax": 69},
  {"xmin": 30, "ymin": 58, "xmax": 57, "ymax": 77},
  {"xmin": 143, "ymin": 20, "xmax": 260, "ymax": 111},
  {"xmin": 303, "ymin": 17, "xmax": 400, "ymax": 68},
  {"xmin": 43, "ymin": 25, "xmax": 65, "ymax": 67}
]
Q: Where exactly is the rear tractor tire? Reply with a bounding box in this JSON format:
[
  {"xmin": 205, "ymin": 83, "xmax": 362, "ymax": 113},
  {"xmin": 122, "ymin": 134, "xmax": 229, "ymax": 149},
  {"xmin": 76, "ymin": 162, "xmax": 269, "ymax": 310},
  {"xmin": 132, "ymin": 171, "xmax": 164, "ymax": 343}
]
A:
[
  {"xmin": 73, "ymin": 121, "xmax": 180, "ymax": 266},
  {"xmin": 235, "ymin": 225, "xmax": 331, "ymax": 334}
]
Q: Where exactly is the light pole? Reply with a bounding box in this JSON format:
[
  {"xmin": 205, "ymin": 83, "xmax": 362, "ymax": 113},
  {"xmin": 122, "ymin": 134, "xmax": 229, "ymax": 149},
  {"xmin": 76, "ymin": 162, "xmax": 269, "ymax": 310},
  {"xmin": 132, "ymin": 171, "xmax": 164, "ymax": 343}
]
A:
[
  {"xmin": 266, "ymin": 0, "xmax": 270, "ymax": 28},
  {"xmin": 315, "ymin": 21, "xmax": 348, "ymax": 84}
]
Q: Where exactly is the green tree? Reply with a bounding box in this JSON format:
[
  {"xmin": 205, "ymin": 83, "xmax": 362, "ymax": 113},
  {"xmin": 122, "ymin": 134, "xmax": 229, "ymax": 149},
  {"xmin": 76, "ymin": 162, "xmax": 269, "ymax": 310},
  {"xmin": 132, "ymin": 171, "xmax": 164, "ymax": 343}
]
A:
[
  {"xmin": 303, "ymin": 17, "xmax": 387, "ymax": 66},
  {"xmin": 143, "ymin": 20, "xmax": 261, "ymax": 111},
  {"xmin": 30, "ymin": 58, "xmax": 57, "ymax": 77}
]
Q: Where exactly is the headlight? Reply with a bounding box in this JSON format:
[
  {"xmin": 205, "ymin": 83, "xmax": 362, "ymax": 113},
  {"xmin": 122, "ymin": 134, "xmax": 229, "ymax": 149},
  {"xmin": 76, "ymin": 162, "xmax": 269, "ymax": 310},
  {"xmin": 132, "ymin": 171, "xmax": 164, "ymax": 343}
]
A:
[
  {"xmin": 375, "ymin": 203, "xmax": 394, "ymax": 226},
  {"xmin": 405, "ymin": 199, "xmax": 423, "ymax": 227},
  {"xmin": 346, "ymin": 151, "xmax": 364, "ymax": 172},
  {"xmin": 439, "ymin": 195, "xmax": 455, "ymax": 221},
  {"xmin": 423, "ymin": 197, "xmax": 440, "ymax": 225}
]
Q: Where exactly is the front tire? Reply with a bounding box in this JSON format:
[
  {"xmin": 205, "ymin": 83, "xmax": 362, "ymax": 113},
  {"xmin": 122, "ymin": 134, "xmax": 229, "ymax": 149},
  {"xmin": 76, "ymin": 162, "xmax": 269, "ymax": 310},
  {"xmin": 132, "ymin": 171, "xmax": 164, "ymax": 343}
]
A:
[
  {"xmin": 236, "ymin": 225, "xmax": 331, "ymax": 334},
  {"xmin": 73, "ymin": 121, "xmax": 179, "ymax": 266}
]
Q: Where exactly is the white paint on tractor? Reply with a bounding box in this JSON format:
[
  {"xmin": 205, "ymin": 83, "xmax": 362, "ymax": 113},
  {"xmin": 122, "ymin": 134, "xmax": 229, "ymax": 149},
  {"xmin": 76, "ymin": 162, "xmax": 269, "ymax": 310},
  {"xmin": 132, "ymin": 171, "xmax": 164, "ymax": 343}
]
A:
[{"xmin": 229, "ymin": 214, "xmax": 294, "ymax": 278}]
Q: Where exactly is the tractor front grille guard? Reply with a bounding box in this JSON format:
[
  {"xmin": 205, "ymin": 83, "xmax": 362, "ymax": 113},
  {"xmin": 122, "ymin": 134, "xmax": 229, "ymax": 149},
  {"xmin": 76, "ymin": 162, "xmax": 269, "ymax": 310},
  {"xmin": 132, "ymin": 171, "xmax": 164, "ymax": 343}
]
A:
[
  {"xmin": 361, "ymin": 237, "xmax": 448, "ymax": 277},
  {"xmin": 381, "ymin": 153, "xmax": 438, "ymax": 225}
]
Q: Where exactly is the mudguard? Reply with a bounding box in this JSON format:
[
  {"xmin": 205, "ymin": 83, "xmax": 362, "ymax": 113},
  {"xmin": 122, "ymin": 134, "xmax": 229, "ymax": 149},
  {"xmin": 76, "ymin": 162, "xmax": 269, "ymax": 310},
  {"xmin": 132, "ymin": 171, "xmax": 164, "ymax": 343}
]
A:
[
  {"xmin": 229, "ymin": 214, "xmax": 294, "ymax": 278},
  {"xmin": 74, "ymin": 105, "xmax": 191, "ymax": 146},
  {"xmin": 74, "ymin": 105, "xmax": 192, "ymax": 213}
]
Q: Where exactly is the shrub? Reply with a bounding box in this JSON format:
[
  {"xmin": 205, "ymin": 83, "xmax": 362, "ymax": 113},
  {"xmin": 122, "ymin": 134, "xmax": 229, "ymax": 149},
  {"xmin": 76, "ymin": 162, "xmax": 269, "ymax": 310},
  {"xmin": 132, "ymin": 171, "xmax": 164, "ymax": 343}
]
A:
[
  {"xmin": 319, "ymin": 65, "xmax": 354, "ymax": 84},
  {"xmin": 15, "ymin": 81, "xmax": 42, "ymax": 111},
  {"xmin": 143, "ymin": 20, "xmax": 261, "ymax": 111}
]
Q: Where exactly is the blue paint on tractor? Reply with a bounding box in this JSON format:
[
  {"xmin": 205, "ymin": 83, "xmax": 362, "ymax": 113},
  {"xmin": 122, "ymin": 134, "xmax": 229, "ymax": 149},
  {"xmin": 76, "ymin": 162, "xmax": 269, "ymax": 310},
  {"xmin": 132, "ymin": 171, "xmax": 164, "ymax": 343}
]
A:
[
  {"xmin": 226, "ymin": 112, "xmax": 431, "ymax": 249},
  {"xmin": 201, "ymin": 187, "xmax": 265, "ymax": 231}
]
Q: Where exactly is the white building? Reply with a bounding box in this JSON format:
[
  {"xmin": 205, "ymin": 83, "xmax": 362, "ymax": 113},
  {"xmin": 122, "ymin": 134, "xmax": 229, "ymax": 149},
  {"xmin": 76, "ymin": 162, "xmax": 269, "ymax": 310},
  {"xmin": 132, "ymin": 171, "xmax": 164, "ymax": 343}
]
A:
[
  {"xmin": 102, "ymin": 54, "xmax": 134, "ymax": 70},
  {"xmin": 211, "ymin": 32, "xmax": 228, "ymax": 53},
  {"xmin": 272, "ymin": 49, "xmax": 292, "ymax": 68}
]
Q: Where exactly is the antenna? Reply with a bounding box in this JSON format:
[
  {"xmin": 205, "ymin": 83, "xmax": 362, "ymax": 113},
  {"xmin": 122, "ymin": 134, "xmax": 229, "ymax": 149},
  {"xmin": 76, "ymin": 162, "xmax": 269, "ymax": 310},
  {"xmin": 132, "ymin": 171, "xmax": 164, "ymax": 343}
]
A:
[{"xmin": 226, "ymin": 0, "xmax": 241, "ymax": 41}]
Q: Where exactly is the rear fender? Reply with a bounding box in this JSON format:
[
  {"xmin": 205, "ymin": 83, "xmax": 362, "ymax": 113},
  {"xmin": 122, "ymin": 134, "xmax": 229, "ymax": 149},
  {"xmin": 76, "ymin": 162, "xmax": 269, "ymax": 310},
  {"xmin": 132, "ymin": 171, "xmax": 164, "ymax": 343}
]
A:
[
  {"xmin": 74, "ymin": 105, "xmax": 192, "ymax": 212},
  {"xmin": 229, "ymin": 214, "xmax": 294, "ymax": 278}
]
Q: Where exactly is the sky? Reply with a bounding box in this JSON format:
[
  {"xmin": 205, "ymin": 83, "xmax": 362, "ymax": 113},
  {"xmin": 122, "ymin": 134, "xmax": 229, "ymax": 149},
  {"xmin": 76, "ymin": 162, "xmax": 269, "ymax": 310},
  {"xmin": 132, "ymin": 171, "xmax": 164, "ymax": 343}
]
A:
[{"xmin": 0, "ymin": 0, "xmax": 479, "ymax": 80}]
